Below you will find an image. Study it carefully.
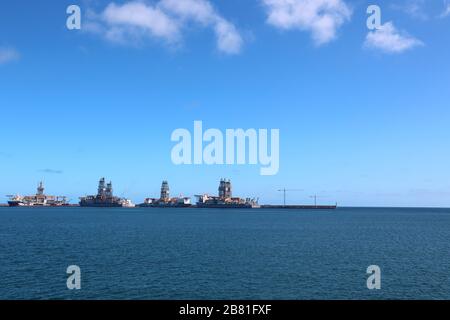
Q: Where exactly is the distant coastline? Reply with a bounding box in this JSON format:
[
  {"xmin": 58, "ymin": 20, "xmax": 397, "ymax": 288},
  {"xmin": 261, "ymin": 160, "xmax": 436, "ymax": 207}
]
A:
[{"xmin": 5, "ymin": 178, "xmax": 337, "ymax": 209}]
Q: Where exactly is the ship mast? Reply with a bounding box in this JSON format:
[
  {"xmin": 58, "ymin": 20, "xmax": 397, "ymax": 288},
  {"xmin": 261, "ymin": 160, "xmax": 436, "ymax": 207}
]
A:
[
  {"xmin": 160, "ymin": 181, "xmax": 170, "ymax": 201},
  {"xmin": 37, "ymin": 181, "xmax": 44, "ymax": 195}
]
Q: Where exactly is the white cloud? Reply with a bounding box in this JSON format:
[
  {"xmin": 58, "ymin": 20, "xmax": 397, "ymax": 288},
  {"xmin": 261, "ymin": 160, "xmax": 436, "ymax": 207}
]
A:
[
  {"xmin": 161, "ymin": 0, "xmax": 243, "ymax": 54},
  {"xmin": 440, "ymin": 1, "xmax": 450, "ymax": 18},
  {"xmin": 102, "ymin": 2, "xmax": 180, "ymax": 43},
  {"xmin": 87, "ymin": 0, "xmax": 243, "ymax": 54},
  {"xmin": 364, "ymin": 22, "xmax": 423, "ymax": 54},
  {"xmin": 214, "ymin": 18, "xmax": 242, "ymax": 54},
  {"xmin": 261, "ymin": 0, "xmax": 352, "ymax": 45},
  {"xmin": 0, "ymin": 47, "xmax": 19, "ymax": 65},
  {"xmin": 161, "ymin": 0, "xmax": 215, "ymax": 24},
  {"xmin": 392, "ymin": 0, "xmax": 428, "ymax": 20}
]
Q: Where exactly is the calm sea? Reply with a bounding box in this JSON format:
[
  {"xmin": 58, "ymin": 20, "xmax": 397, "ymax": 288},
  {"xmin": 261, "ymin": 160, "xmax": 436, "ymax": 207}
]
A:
[{"xmin": 0, "ymin": 207, "xmax": 449, "ymax": 300}]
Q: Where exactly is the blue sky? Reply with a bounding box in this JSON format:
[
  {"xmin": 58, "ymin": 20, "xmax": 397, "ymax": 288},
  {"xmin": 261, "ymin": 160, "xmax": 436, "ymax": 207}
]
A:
[{"xmin": 1, "ymin": 0, "xmax": 450, "ymax": 207}]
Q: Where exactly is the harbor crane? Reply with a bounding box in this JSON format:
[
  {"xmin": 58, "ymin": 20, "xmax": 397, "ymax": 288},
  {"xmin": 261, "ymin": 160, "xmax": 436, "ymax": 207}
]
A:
[
  {"xmin": 310, "ymin": 195, "xmax": 319, "ymax": 207},
  {"xmin": 309, "ymin": 195, "xmax": 333, "ymax": 207},
  {"xmin": 277, "ymin": 188, "xmax": 303, "ymax": 206}
]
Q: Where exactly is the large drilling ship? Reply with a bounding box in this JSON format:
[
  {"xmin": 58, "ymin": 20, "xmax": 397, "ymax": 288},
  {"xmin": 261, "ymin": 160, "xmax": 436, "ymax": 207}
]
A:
[
  {"xmin": 7, "ymin": 182, "xmax": 68, "ymax": 207},
  {"xmin": 79, "ymin": 178, "xmax": 135, "ymax": 207},
  {"xmin": 195, "ymin": 179, "xmax": 259, "ymax": 208},
  {"xmin": 139, "ymin": 181, "xmax": 191, "ymax": 207}
]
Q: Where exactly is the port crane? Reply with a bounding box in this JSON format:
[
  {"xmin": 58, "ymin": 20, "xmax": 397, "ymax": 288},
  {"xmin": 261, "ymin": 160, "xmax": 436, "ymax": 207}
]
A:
[
  {"xmin": 277, "ymin": 188, "xmax": 303, "ymax": 206},
  {"xmin": 310, "ymin": 195, "xmax": 319, "ymax": 207},
  {"xmin": 309, "ymin": 195, "xmax": 335, "ymax": 207}
]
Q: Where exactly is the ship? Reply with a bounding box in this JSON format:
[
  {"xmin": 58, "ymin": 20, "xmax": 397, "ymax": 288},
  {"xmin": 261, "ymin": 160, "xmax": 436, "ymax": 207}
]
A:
[
  {"xmin": 195, "ymin": 179, "xmax": 259, "ymax": 208},
  {"xmin": 79, "ymin": 178, "xmax": 135, "ymax": 207},
  {"xmin": 139, "ymin": 181, "xmax": 192, "ymax": 207},
  {"xmin": 7, "ymin": 182, "xmax": 68, "ymax": 207}
]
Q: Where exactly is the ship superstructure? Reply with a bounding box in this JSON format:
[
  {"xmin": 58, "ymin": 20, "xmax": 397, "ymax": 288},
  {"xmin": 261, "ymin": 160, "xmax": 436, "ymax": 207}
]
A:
[
  {"xmin": 195, "ymin": 179, "xmax": 259, "ymax": 208},
  {"xmin": 139, "ymin": 181, "xmax": 191, "ymax": 207},
  {"xmin": 7, "ymin": 182, "xmax": 68, "ymax": 207},
  {"xmin": 79, "ymin": 178, "xmax": 135, "ymax": 207}
]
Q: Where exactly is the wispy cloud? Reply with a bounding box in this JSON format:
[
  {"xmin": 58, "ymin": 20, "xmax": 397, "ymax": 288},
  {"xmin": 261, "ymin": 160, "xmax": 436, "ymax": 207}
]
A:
[
  {"xmin": 0, "ymin": 47, "xmax": 19, "ymax": 65},
  {"xmin": 38, "ymin": 169, "xmax": 63, "ymax": 174},
  {"xmin": 440, "ymin": 1, "xmax": 450, "ymax": 18},
  {"xmin": 161, "ymin": 0, "xmax": 243, "ymax": 54},
  {"xmin": 85, "ymin": 0, "xmax": 243, "ymax": 54},
  {"xmin": 101, "ymin": 2, "xmax": 180, "ymax": 43},
  {"xmin": 393, "ymin": 0, "xmax": 450, "ymax": 20},
  {"xmin": 392, "ymin": 0, "xmax": 428, "ymax": 20},
  {"xmin": 261, "ymin": 0, "xmax": 352, "ymax": 45},
  {"xmin": 364, "ymin": 22, "xmax": 423, "ymax": 54}
]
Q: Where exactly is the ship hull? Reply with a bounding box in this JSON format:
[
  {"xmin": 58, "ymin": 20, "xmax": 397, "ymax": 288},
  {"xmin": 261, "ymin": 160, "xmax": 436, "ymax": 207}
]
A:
[
  {"xmin": 79, "ymin": 202, "xmax": 124, "ymax": 207},
  {"xmin": 138, "ymin": 204, "xmax": 192, "ymax": 208},
  {"xmin": 195, "ymin": 203, "xmax": 256, "ymax": 209},
  {"xmin": 8, "ymin": 201, "xmax": 24, "ymax": 207},
  {"xmin": 8, "ymin": 201, "xmax": 70, "ymax": 207}
]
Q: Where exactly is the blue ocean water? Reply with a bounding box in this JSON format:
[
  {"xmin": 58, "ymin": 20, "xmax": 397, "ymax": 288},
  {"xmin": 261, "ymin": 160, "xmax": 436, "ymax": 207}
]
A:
[{"xmin": 0, "ymin": 207, "xmax": 449, "ymax": 300}]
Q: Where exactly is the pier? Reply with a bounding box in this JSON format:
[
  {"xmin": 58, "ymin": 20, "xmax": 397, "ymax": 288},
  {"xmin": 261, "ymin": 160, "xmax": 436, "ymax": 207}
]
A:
[{"xmin": 260, "ymin": 205, "xmax": 337, "ymax": 210}]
